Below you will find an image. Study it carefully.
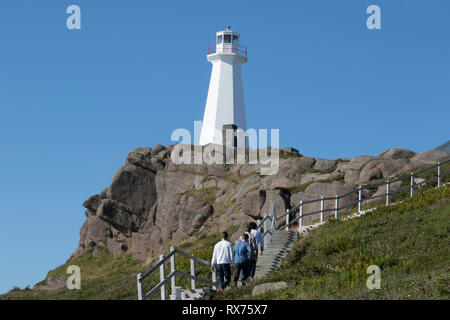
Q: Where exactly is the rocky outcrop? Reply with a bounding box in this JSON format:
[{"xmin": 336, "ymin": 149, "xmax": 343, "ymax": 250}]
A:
[
  {"xmin": 33, "ymin": 276, "xmax": 66, "ymax": 291},
  {"xmin": 72, "ymin": 145, "xmax": 450, "ymax": 262},
  {"xmin": 379, "ymin": 148, "xmax": 416, "ymax": 160},
  {"xmin": 409, "ymin": 149, "xmax": 450, "ymax": 164}
]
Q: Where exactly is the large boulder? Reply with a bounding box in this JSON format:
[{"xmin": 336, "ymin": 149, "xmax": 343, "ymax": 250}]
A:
[
  {"xmin": 233, "ymin": 174, "xmax": 261, "ymax": 201},
  {"xmin": 242, "ymin": 190, "xmax": 266, "ymax": 219},
  {"xmin": 296, "ymin": 157, "xmax": 316, "ymax": 171},
  {"xmin": 410, "ymin": 150, "xmax": 450, "ymax": 164},
  {"xmin": 82, "ymin": 193, "xmax": 106, "ymax": 213},
  {"xmin": 359, "ymin": 167, "xmax": 383, "ymax": 183},
  {"xmin": 313, "ymin": 159, "xmax": 336, "ymax": 171},
  {"xmin": 252, "ymin": 282, "xmax": 288, "ymax": 296},
  {"xmin": 344, "ymin": 169, "xmax": 360, "ymax": 185},
  {"xmin": 173, "ymin": 195, "xmax": 213, "ymax": 241},
  {"xmin": 126, "ymin": 147, "xmax": 166, "ymax": 172},
  {"xmin": 106, "ymin": 165, "xmax": 157, "ymax": 216},
  {"xmin": 379, "ymin": 148, "xmax": 416, "ymax": 160},
  {"xmin": 74, "ymin": 215, "xmax": 111, "ymax": 258},
  {"xmin": 96, "ymin": 199, "xmax": 135, "ymax": 236},
  {"xmin": 259, "ymin": 157, "xmax": 305, "ymax": 189},
  {"xmin": 358, "ymin": 159, "xmax": 408, "ymax": 184},
  {"xmin": 347, "ymin": 156, "xmax": 375, "ymax": 170}
]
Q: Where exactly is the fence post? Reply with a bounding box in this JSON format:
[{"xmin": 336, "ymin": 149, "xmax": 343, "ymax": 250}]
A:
[
  {"xmin": 335, "ymin": 195, "xmax": 339, "ymax": 220},
  {"xmin": 270, "ymin": 200, "xmax": 276, "ymax": 231},
  {"xmin": 437, "ymin": 162, "xmax": 441, "ymax": 188},
  {"xmin": 358, "ymin": 186, "xmax": 362, "ymax": 213},
  {"xmin": 212, "ymin": 269, "xmax": 217, "ymax": 291},
  {"xmin": 159, "ymin": 255, "xmax": 166, "ymax": 300},
  {"xmin": 137, "ymin": 273, "xmax": 142, "ymax": 300},
  {"xmin": 170, "ymin": 247, "xmax": 176, "ymax": 295},
  {"xmin": 410, "ymin": 172, "xmax": 414, "ymax": 197},
  {"xmin": 320, "ymin": 196, "xmax": 324, "ymax": 223},
  {"xmin": 171, "ymin": 286, "xmax": 182, "ymax": 300},
  {"xmin": 386, "ymin": 179, "xmax": 390, "ymax": 206},
  {"xmin": 285, "ymin": 209, "xmax": 290, "ymax": 231},
  {"xmin": 190, "ymin": 258, "xmax": 196, "ymax": 290},
  {"xmin": 298, "ymin": 201, "xmax": 303, "ymax": 230}
]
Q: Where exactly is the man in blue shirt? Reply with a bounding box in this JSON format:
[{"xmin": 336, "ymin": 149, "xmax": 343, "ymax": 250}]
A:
[{"xmin": 232, "ymin": 233, "xmax": 252, "ymax": 286}]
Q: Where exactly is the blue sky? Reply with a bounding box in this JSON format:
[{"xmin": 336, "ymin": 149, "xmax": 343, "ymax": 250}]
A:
[{"xmin": 0, "ymin": 0, "xmax": 449, "ymax": 293}]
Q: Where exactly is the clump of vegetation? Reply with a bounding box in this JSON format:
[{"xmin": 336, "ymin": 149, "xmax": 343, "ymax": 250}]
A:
[
  {"xmin": 217, "ymin": 185, "xmax": 450, "ymax": 300},
  {"xmin": 279, "ymin": 152, "xmax": 303, "ymax": 159},
  {"xmin": 212, "ymin": 197, "xmax": 237, "ymax": 218},
  {"xmin": 223, "ymin": 170, "xmax": 245, "ymax": 184}
]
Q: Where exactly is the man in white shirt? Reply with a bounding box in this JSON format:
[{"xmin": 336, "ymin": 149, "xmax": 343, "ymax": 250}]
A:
[
  {"xmin": 211, "ymin": 231, "xmax": 233, "ymax": 290},
  {"xmin": 248, "ymin": 222, "xmax": 264, "ymax": 279}
]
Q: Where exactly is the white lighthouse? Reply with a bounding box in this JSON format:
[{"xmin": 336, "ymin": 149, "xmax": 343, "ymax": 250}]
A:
[{"xmin": 199, "ymin": 26, "xmax": 248, "ymax": 146}]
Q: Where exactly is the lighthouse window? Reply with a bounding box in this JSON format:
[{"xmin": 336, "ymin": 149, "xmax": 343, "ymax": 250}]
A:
[
  {"xmin": 217, "ymin": 35, "xmax": 223, "ymax": 44},
  {"xmin": 223, "ymin": 34, "xmax": 232, "ymax": 43}
]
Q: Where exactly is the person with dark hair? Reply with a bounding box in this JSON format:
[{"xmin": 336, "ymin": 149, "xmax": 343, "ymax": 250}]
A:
[
  {"xmin": 232, "ymin": 233, "xmax": 252, "ymax": 286},
  {"xmin": 211, "ymin": 231, "xmax": 233, "ymax": 291},
  {"xmin": 244, "ymin": 225, "xmax": 258, "ymax": 281},
  {"xmin": 247, "ymin": 222, "xmax": 264, "ymax": 279}
]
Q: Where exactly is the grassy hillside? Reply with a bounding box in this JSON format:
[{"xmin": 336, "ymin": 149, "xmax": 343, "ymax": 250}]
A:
[
  {"xmin": 217, "ymin": 185, "xmax": 450, "ymax": 300},
  {"xmin": 3, "ymin": 185, "xmax": 448, "ymax": 300},
  {"xmin": 3, "ymin": 225, "xmax": 239, "ymax": 300}
]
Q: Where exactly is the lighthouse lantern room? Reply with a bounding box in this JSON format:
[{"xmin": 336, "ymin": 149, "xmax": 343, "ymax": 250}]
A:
[{"xmin": 199, "ymin": 26, "xmax": 248, "ymax": 146}]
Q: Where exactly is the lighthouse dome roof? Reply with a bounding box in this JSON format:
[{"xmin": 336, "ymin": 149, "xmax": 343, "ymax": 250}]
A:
[{"xmin": 216, "ymin": 26, "xmax": 240, "ymax": 37}]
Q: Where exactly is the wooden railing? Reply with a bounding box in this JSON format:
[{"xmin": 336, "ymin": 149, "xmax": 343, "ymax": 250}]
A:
[
  {"xmin": 258, "ymin": 160, "xmax": 450, "ymax": 235},
  {"xmin": 137, "ymin": 247, "xmax": 218, "ymax": 300}
]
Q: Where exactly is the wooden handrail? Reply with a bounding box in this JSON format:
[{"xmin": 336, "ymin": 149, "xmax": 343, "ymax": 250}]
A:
[
  {"xmin": 175, "ymin": 270, "xmax": 216, "ymax": 286},
  {"xmin": 174, "ymin": 249, "xmax": 210, "ymax": 266},
  {"xmin": 140, "ymin": 249, "xmax": 176, "ymax": 281},
  {"xmin": 274, "ymin": 160, "xmax": 449, "ymax": 231},
  {"xmin": 137, "ymin": 247, "xmax": 218, "ymax": 300},
  {"xmin": 141, "ymin": 270, "xmax": 177, "ymax": 300}
]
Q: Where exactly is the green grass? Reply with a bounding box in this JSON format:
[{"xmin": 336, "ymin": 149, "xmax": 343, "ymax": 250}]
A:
[
  {"xmin": 279, "ymin": 153, "xmax": 303, "ymax": 159},
  {"xmin": 2, "ymin": 225, "xmax": 241, "ymax": 300},
  {"xmin": 211, "ymin": 197, "xmax": 237, "ymax": 218},
  {"xmin": 216, "ymin": 185, "xmax": 450, "ymax": 300},
  {"xmin": 182, "ymin": 187, "xmax": 219, "ymax": 205},
  {"xmin": 4, "ymin": 248, "xmax": 143, "ymax": 300},
  {"xmin": 222, "ymin": 170, "xmax": 254, "ymax": 185}
]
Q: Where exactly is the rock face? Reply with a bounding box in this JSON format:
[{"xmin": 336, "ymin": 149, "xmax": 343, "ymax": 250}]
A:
[{"xmin": 73, "ymin": 145, "xmax": 449, "ymax": 262}]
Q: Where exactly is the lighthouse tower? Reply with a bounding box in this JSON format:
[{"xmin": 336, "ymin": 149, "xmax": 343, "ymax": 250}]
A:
[{"xmin": 199, "ymin": 26, "xmax": 248, "ymax": 146}]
